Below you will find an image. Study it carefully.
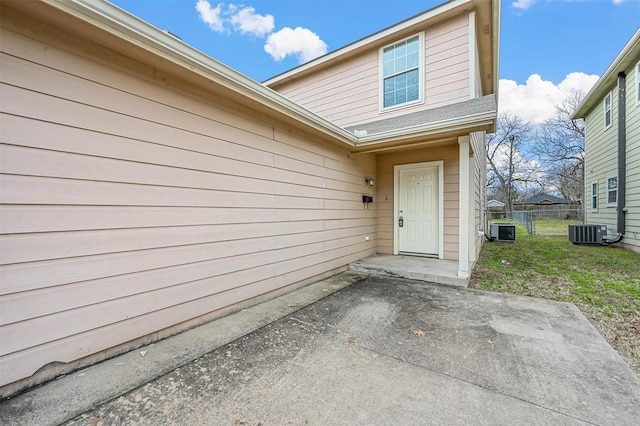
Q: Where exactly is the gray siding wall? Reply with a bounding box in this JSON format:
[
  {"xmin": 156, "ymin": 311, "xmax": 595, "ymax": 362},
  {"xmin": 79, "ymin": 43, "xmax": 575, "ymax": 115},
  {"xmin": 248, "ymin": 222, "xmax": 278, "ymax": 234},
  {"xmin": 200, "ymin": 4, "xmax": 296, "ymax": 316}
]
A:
[
  {"xmin": 0, "ymin": 24, "xmax": 377, "ymax": 387},
  {"xmin": 585, "ymin": 62, "xmax": 640, "ymax": 253}
]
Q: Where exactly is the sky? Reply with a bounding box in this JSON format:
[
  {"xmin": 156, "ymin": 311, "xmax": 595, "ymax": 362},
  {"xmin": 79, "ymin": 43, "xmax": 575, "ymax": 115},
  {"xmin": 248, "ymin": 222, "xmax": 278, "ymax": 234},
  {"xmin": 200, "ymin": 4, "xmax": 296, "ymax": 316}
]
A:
[{"xmin": 109, "ymin": 0, "xmax": 640, "ymax": 124}]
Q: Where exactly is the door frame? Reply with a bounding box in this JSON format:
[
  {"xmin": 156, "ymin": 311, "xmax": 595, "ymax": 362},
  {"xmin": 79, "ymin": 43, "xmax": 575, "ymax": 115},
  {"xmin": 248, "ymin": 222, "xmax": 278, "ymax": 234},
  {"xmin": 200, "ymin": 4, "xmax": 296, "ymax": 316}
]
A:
[{"xmin": 393, "ymin": 161, "xmax": 444, "ymax": 258}]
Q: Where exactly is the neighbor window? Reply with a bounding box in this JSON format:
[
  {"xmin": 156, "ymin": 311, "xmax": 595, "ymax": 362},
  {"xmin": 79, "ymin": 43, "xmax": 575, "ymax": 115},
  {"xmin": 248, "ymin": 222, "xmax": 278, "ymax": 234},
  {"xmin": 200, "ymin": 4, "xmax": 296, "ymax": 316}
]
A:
[
  {"xmin": 591, "ymin": 182, "xmax": 598, "ymax": 211},
  {"xmin": 604, "ymin": 91, "xmax": 612, "ymax": 128},
  {"xmin": 607, "ymin": 176, "xmax": 617, "ymax": 206},
  {"xmin": 381, "ymin": 34, "xmax": 422, "ymax": 109}
]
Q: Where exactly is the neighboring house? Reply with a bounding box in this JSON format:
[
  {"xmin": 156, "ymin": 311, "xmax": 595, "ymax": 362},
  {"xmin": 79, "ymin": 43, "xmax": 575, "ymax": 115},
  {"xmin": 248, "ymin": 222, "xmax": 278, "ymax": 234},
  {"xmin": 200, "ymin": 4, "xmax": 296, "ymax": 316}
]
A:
[
  {"xmin": 572, "ymin": 29, "xmax": 640, "ymax": 254},
  {"xmin": 516, "ymin": 194, "xmax": 574, "ymax": 219},
  {"xmin": 487, "ymin": 199, "xmax": 505, "ymax": 209},
  {"xmin": 0, "ymin": 0, "xmax": 499, "ymax": 392},
  {"xmin": 520, "ymin": 194, "xmax": 569, "ymax": 206}
]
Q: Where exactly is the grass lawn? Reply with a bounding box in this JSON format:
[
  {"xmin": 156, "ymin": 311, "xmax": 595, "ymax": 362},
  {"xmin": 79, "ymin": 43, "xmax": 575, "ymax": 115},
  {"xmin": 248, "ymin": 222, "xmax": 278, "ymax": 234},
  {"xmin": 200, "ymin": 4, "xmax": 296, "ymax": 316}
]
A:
[
  {"xmin": 470, "ymin": 235, "xmax": 640, "ymax": 376},
  {"xmin": 534, "ymin": 217, "xmax": 582, "ymax": 235}
]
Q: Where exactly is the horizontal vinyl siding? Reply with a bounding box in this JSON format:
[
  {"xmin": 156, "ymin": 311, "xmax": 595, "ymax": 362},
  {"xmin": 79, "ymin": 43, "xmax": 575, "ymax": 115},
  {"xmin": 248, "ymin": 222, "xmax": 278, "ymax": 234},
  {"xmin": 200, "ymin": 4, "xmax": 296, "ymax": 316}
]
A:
[
  {"xmin": 0, "ymin": 26, "xmax": 377, "ymax": 386},
  {"xmin": 272, "ymin": 15, "xmax": 470, "ymax": 129},
  {"xmin": 471, "ymin": 131, "xmax": 487, "ymax": 260},
  {"xmin": 584, "ymin": 86, "xmax": 618, "ymax": 232},
  {"xmin": 622, "ymin": 65, "xmax": 640, "ymax": 252},
  {"xmin": 584, "ymin": 64, "xmax": 640, "ymax": 252},
  {"xmin": 376, "ymin": 144, "xmax": 459, "ymax": 260}
]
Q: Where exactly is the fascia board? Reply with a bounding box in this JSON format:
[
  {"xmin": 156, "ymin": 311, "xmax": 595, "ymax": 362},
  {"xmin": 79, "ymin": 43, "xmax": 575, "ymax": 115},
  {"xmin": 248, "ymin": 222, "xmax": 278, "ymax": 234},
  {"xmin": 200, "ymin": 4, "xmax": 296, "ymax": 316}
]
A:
[
  {"xmin": 43, "ymin": 0, "xmax": 358, "ymax": 146},
  {"xmin": 263, "ymin": 0, "xmax": 471, "ymax": 86},
  {"xmin": 573, "ymin": 29, "xmax": 640, "ymax": 119},
  {"xmin": 354, "ymin": 110, "xmax": 496, "ymax": 146}
]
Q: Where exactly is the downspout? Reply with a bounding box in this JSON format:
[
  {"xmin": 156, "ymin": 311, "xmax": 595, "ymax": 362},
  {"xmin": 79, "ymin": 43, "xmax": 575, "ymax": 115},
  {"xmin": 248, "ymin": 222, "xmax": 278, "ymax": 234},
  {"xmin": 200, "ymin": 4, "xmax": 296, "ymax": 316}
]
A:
[
  {"xmin": 617, "ymin": 71, "xmax": 626, "ymax": 235},
  {"xmin": 604, "ymin": 71, "xmax": 627, "ymax": 245}
]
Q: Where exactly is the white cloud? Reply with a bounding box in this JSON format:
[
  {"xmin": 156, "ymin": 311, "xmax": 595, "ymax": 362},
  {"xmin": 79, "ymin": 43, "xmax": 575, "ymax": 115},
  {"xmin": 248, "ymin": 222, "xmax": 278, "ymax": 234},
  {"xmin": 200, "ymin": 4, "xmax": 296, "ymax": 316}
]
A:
[
  {"xmin": 229, "ymin": 5, "xmax": 274, "ymax": 37},
  {"xmin": 195, "ymin": 2, "xmax": 327, "ymax": 64},
  {"xmin": 499, "ymin": 72, "xmax": 599, "ymax": 123},
  {"xmin": 513, "ymin": 0, "xmax": 626, "ymax": 10},
  {"xmin": 512, "ymin": 0, "xmax": 536, "ymax": 10},
  {"xmin": 264, "ymin": 27, "xmax": 328, "ymax": 63},
  {"xmin": 195, "ymin": 0, "xmax": 225, "ymax": 33}
]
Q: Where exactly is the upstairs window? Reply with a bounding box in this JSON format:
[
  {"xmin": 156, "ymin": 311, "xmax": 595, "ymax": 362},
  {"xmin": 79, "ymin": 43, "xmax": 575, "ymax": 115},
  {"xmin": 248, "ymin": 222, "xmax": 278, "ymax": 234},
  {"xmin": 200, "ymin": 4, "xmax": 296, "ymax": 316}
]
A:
[
  {"xmin": 604, "ymin": 91, "xmax": 612, "ymax": 128},
  {"xmin": 607, "ymin": 176, "xmax": 617, "ymax": 206},
  {"xmin": 591, "ymin": 182, "xmax": 598, "ymax": 211},
  {"xmin": 381, "ymin": 35, "xmax": 422, "ymax": 109}
]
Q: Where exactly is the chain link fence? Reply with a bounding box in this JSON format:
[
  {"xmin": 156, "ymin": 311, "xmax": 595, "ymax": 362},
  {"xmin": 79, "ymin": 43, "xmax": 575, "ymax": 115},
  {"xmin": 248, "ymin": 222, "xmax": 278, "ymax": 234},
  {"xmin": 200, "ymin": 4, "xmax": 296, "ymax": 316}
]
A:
[{"xmin": 488, "ymin": 209, "xmax": 584, "ymax": 236}]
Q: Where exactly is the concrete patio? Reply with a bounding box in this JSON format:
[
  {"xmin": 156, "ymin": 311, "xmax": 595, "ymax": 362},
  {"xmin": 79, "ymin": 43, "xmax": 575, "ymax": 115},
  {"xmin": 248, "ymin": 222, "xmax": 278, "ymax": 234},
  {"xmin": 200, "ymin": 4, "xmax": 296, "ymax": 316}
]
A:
[
  {"xmin": 2, "ymin": 272, "xmax": 638, "ymax": 425},
  {"xmin": 349, "ymin": 254, "xmax": 467, "ymax": 287}
]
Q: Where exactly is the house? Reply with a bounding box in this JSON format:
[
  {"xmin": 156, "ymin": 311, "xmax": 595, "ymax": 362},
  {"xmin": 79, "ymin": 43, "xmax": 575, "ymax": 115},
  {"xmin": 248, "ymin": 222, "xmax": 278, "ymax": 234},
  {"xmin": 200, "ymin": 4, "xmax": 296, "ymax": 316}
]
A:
[
  {"xmin": 520, "ymin": 193, "xmax": 569, "ymax": 207},
  {"xmin": 487, "ymin": 199, "xmax": 506, "ymax": 209},
  {"xmin": 516, "ymin": 193, "xmax": 576, "ymax": 218},
  {"xmin": 0, "ymin": 0, "xmax": 499, "ymax": 392},
  {"xmin": 572, "ymin": 29, "xmax": 640, "ymax": 254}
]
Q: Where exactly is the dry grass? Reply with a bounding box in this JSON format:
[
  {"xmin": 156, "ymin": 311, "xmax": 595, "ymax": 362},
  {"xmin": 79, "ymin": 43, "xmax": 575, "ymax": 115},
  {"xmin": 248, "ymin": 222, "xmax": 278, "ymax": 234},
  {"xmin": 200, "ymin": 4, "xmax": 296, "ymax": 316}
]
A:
[{"xmin": 470, "ymin": 235, "xmax": 640, "ymax": 376}]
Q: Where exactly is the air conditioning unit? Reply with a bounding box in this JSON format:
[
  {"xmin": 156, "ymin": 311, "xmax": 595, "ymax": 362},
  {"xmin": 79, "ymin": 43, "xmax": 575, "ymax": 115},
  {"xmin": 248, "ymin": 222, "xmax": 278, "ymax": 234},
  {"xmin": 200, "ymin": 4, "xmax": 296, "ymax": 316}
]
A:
[
  {"xmin": 568, "ymin": 224, "xmax": 607, "ymax": 245},
  {"xmin": 490, "ymin": 223, "xmax": 516, "ymax": 242}
]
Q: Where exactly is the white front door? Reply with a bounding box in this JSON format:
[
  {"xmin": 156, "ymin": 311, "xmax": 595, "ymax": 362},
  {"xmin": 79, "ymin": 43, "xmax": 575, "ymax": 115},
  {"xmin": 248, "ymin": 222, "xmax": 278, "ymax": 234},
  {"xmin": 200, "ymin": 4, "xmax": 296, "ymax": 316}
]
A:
[{"xmin": 398, "ymin": 165, "xmax": 439, "ymax": 256}]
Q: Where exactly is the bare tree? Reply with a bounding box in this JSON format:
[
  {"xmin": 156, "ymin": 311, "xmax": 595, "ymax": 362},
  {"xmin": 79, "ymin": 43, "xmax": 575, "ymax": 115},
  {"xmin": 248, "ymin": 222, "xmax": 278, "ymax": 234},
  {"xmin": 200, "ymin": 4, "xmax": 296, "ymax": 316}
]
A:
[
  {"xmin": 536, "ymin": 91, "xmax": 586, "ymax": 203},
  {"xmin": 486, "ymin": 113, "xmax": 542, "ymax": 217}
]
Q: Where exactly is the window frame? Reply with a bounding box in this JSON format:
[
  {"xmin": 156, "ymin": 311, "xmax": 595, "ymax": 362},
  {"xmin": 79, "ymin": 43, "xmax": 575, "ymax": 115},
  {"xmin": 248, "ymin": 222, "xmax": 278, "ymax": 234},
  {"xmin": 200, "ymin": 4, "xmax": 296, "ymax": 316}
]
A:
[
  {"xmin": 604, "ymin": 91, "xmax": 612, "ymax": 129},
  {"xmin": 591, "ymin": 181, "xmax": 598, "ymax": 212},
  {"xmin": 379, "ymin": 33, "xmax": 424, "ymax": 111},
  {"xmin": 606, "ymin": 176, "xmax": 618, "ymax": 207}
]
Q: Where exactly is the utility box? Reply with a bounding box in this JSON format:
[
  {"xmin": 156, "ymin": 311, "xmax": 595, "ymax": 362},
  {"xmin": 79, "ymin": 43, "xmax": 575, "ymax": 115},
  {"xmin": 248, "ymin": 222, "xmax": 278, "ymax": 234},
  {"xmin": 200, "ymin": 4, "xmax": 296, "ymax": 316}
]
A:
[
  {"xmin": 490, "ymin": 223, "xmax": 516, "ymax": 242},
  {"xmin": 568, "ymin": 224, "xmax": 606, "ymax": 245}
]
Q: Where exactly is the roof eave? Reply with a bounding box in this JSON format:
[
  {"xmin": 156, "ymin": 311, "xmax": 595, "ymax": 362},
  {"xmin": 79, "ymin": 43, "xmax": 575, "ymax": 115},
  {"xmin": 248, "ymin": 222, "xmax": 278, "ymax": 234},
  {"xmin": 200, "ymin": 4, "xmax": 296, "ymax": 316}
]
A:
[
  {"xmin": 351, "ymin": 111, "xmax": 496, "ymax": 154},
  {"xmin": 263, "ymin": 0, "xmax": 473, "ymax": 87},
  {"xmin": 572, "ymin": 29, "xmax": 640, "ymax": 119},
  {"xmin": 29, "ymin": 0, "xmax": 359, "ymax": 147}
]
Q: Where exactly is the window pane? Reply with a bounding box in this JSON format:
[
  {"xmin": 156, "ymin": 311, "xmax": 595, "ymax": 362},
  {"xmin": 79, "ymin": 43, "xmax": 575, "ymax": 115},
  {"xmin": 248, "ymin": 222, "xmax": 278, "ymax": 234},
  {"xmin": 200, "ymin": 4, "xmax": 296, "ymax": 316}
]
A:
[
  {"xmin": 608, "ymin": 177, "xmax": 617, "ymax": 190},
  {"xmin": 381, "ymin": 35, "xmax": 421, "ymax": 108},
  {"xmin": 395, "ymin": 56, "xmax": 407, "ymax": 73},
  {"xmin": 608, "ymin": 190, "xmax": 617, "ymax": 204}
]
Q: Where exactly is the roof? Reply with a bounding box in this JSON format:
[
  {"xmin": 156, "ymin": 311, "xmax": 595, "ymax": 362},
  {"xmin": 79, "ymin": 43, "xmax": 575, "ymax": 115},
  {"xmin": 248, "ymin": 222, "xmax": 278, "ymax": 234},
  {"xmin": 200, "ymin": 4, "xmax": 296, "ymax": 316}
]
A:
[
  {"xmin": 573, "ymin": 29, "xmax": 640, "ymax": 119},
  {"xmin": 264, "ymin": 0, "xmax": 500, "ymax": 99},
  {"xmin": 346, "ymin": 95, "xmax": 496, "ymax": 138},
  {"xmin": 5, "ymin": 0, "xmax": 499, "ymax": 153},
  {"xmin": 487, "ymin": 199, "xmax": 505, "ymax": 208},
  {"xmin": 522, "ymin": 194, "xmax": 569, "ymax": 205}
]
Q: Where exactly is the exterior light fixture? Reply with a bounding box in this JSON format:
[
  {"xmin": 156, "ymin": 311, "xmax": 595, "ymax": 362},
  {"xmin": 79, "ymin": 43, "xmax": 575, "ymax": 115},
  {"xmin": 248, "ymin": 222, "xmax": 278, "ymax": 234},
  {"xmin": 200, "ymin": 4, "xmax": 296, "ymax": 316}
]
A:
[{"xmin": 365, "ymin": 177, "xmax": 375, "ymax": 187}]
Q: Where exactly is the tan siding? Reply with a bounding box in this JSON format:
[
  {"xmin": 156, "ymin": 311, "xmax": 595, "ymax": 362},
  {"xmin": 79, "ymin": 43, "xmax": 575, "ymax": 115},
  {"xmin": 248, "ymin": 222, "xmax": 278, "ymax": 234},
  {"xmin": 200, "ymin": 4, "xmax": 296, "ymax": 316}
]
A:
[
  {"xmin": 376, "ymin": 144, "xmax": 459, "ymax": 259},
  {"xmin": 0, "ymin": 26, "xmax": 377, "ymax": 386},
  {"xmin": 272, "ymin": 15, "xmax": 470, "ymax": 128}
]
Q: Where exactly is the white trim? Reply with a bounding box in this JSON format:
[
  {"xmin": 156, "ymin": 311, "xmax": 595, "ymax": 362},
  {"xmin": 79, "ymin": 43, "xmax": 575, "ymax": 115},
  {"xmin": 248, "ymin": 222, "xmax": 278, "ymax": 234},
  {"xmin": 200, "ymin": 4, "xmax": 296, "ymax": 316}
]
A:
[
  {"xmin": 458, "ymin": 136, "xmax": 471, "ymax": 277},
  {"xmin": 264, "ymin": 0, "xmax": 472, "ymax": 86},
  {"xmin": 393, "ymin": 161, "xmax": 444, "ymax": 258},
  {"xmin": 37, "ymin": 0, "xmax": 358, "ymax": 147},
  {"xmin": 636, "ymin": 60, "xmax": 640, "ymax": 104},
  {"xmin": 379, "ymin": 33, "xmax": 424, "ymax": 112},
  {"xmin": 468, "ymin": 11, "xmax": 477, "ymax": 99},
  {"xmin": 591, "ymin": 181, "xmax": 599, "ymax": 212},
  {"xmin": 604, "ymin": 91, "xmax": 613, "ymax": 129}
]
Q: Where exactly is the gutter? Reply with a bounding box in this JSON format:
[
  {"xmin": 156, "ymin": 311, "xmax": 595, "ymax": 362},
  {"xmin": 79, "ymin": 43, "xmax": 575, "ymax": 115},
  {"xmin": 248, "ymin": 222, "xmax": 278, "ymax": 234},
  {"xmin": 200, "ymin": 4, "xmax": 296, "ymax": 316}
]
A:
[
  {"xmin": 353, "ymin": 110, "xmax": 497, "ymax": 146},
  {"xmin": 43, "ymin": 0, "xmax": 358, "ymax": 147}
]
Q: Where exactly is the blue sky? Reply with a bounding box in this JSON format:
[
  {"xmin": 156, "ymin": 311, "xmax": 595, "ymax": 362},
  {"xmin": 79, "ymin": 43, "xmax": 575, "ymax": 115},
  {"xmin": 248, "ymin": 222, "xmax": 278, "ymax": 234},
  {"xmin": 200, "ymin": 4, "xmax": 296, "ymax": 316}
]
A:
[{"xmin": 110, "ymin": 0, "xmax": 639, "ymax": 123}]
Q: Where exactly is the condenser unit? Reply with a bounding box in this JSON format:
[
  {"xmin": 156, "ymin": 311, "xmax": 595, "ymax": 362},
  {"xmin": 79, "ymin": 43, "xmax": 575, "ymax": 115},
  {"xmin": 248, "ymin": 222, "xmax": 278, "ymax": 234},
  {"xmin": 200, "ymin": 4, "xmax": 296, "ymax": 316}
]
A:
[
  {"xmin": 568, "ymin": 224, "xmax": 607, "ymax": 245},
  {"xmin": 490, "ymin": 223, "xmax": 516, "ymax": 242}
]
